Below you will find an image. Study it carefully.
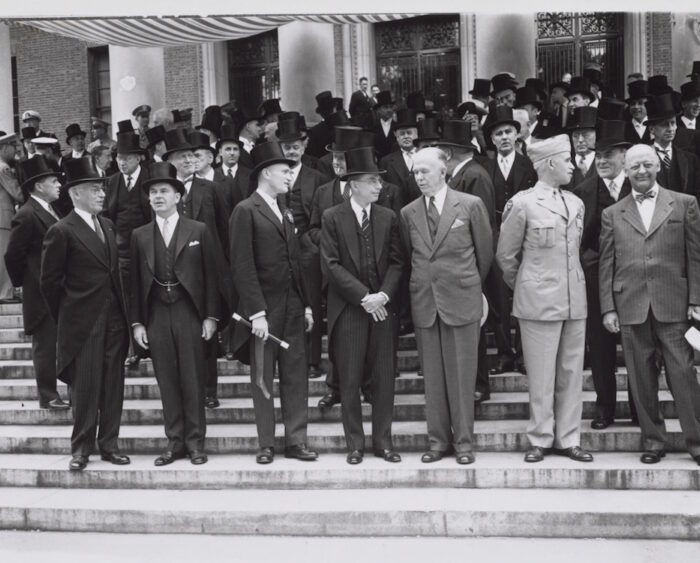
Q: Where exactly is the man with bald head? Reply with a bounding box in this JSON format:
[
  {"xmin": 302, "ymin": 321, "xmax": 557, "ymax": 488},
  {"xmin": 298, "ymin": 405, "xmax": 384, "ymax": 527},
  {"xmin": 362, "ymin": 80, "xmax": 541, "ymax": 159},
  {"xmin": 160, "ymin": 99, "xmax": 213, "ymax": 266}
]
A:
[
  {"xmin": 400, "ymin": 147, "xmax": 493, "ymax": 464},
  {"xmin": 599, "ymin": 144, "xmax": 700, "ymax": 466}
]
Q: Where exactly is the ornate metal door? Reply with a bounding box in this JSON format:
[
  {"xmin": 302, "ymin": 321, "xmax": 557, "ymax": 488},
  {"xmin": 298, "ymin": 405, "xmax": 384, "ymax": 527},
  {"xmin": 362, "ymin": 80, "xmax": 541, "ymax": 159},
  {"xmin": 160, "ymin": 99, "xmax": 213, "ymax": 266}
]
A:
[
  {"xmin": 375, "ymin": 15, "xmax": 461, "ymax": 113},
  {"xmin": 536, "ymin": 13, "xmax": 624, "ymax": 98},
  {"xmin": 228, "ymin": 30, "xmax": 280, "ymax": 113}
]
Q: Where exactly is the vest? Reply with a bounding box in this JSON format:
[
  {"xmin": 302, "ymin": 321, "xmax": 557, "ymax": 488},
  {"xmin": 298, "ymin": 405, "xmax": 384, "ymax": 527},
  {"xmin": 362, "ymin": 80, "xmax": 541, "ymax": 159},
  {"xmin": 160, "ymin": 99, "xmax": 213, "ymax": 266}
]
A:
[
  {"xmin": 179, "ymin": 190, "xmax": 193, "ymax": 219},
  {"xmin": 493, "ymin": 158, "xmax": 516, "ymax": 213},
  {"xmin": 152, "ymin": 221, "xmax": 186, "ymax": 304},
  {"xmin": 115, "ymin": 177, "xmax": 148, "ymax": 248},
  {"xmin": 355, "ymin": 217, "xmax": 380, "ymax": 293}
]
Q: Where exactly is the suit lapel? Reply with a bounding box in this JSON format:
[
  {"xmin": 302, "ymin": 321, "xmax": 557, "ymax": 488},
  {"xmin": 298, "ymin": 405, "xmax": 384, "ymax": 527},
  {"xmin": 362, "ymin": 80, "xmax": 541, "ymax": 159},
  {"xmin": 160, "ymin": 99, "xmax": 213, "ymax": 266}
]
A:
[
  {"xmin": 174, "ymin": 217, "xmax": 194, "ymax": 259},
  {"xmin": 430, "ymin": 189, "xmax": 458, "ymax": 255},
  {"xmin": 191, "ymin": 178, "xmax": 203, "ymax": 219},
  {"xmin": 371, "ymin": 205, "xmax": 387, "ymax": 262},
  {"xmin": 67, "ymin": 211, "xmax": 109, "ymax": 267},
  {"xmin": 252, "ymin": 192, "xmax": 284, "ymax": 237},
  {"xmin": 410, "ymin": 199, "xmax": 432, "ymax": 248},
  {"xmin": 29, "ymin": 198, "xmax": 56, "ymax": 231},
  {"xmin": 339, "ymin": 202, "xmax": 362, "ymax": 272},
  {"xmin": 144, "ymin": 223, "xmax": 156, "ymax": 274},
  {"xmin": 99, "ymin": 216, "xmax": 118, "ymax": 268},
  {"xmin": 674, "ymin": 150, "xmax": 690, "ymax": 194},
  {"xmin": 646, "ymin": 188, "xmax": 674, "ymax": 238},
  {"xmin": 620, "ymin": 195, "xmax": 647, "ymax": 236}
]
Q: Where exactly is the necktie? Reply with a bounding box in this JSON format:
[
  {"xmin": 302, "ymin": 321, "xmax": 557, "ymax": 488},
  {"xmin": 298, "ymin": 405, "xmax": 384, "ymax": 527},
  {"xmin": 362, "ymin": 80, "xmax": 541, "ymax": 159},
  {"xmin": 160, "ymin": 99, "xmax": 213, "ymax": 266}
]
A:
[
  {"xmin": 499, "ymin": 157, "xmax": 509, "ymax": 178},
  {"xmin": 226, "ymin": 167, "xmax": 233, "ymax": 177},
  {"xmin": 634, "ymin": 191, "xmax": 655, "ymax": 203},
  {"xmin": 361, "ymin": 209, "xmax": 370, "ymax": 234},
  {"xmin": 427, "ymin": 196, "xmax": 439, "ymax": 242},
  {"xmin": 92, "ymin": 215, "xmax": 105, "ymax": 244},
  {"xmin": 608, "ymin": 180, "xmax": 618, "ymax": 200},
  {"xmin": 342, "ymin": 183, "xmax": 351, "ymax": 201},
  {"xmin": 578, "ymin": 156, "xmax": 588, "ymax": 175},
  {"xmin": 656, "ymin": 148, "xmax": 671, "ymax": 168},
  {"xmin": 126, "ymin": 175, "xmax": 133, "ymax": 191},
  {"xmin": 162, "ymin": 217, "xmax": 172, "ymax": 247}
]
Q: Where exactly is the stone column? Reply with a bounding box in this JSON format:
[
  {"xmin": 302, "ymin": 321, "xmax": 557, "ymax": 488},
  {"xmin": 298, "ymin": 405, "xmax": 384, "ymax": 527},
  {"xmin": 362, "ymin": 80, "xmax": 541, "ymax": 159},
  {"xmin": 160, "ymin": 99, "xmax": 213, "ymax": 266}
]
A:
[
  {"xmin": 671, "ymin": 13, "xmax": 700, "ymax": 89},
  {"xmin": 0, "ymin": 23, "xmax": 15, "ymax": 133},
  {"xmin": 278, "ymin": 22, "xmax": 337, "ymax": 125},
  {"xmin": 475, "ymin": 14, "xmax": 536, "ymax": 83},
  {"xmin": 108, "ymin": 46, "xmax": 166, "ymax": 134},
  {"xmin": 202, "ymin": 42, "xmax": 230, "ymax": 106},
  {"xmin": 624, "ymin": 13, "xmax": 648, "ymax": 80}
]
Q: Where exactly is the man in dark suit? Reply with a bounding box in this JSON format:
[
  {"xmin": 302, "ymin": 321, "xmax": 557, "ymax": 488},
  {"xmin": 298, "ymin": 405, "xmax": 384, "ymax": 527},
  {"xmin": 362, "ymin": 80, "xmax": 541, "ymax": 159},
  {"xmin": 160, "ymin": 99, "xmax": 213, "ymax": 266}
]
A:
[
  {"xmin": 40, "ymin": 157, "xmax": 130, "ymax": 471},
  {"xmin": 379, "ymin": 109, "xmax": 422, "ymax": 204},
  {"xmin": 212, "ymin": 124, "xmax": 252, "ymax": 215},
  {"xmin": 320, "ymin": 147, "xmax": 403, "ymax": 464},
  {"xmin": 230, "ymin": 141, "xmax": 318, "ymax": 464},
  {"xmin": 373, "ymin": 91, "xmax": 397, "ymax": 160},
  {"xmin": 102, "ymin": 131, "xmax": 151, "ymax": 368},
  {"xmin": 61, "ymin": 123, "xmax": 90, "ymax": 167},
  {"xmin": 567, "ymin": 107, "xmax": 598, "ymax": 189},
  {"xmin": 130, "ymin": 162, "xmax": 219, "ymax": 466},
  {"xmin": 231, "ymin": 109, "xmax": 265, "ymax": 170},
  {"xmin": 277, "ymin": 116, "xmax": 326, "ymax": 379},
  {"xmin": 574, "ymin": 120, "xmax": 633, "ymax": 429},
  {"xmin": 306, "ymin": 91, "xmax": 339, "ymax": 158},
  {"xmin": 624, "ymin": 80, "xmax": 652, "ymax": 145},
  {"xmin": 5, "ymin": 156, "xmax": 69, "ymax": 410},
  {"xmin": 599, "ymin": 144, "xmax": 700, "ymax": 466},
  {"xmin": 483, "ymin": 105, "xmax": 538, "ymax": 374},
  {"xmin": 400, "ymin": 148, "xmax": 493, "ymax": 465},
  {"xmin": 349, "ymin": 77, "xmax": 374, "ymax": 130}
]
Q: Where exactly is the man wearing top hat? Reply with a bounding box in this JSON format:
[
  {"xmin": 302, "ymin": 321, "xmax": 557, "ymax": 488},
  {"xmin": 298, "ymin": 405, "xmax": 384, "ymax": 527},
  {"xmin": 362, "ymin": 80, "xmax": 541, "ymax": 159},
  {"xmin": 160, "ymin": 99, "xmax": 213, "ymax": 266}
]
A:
[
  {"xmin": 40, "ymin": 157, "xmax": 130, "ymax": 471},
  {"xmin": 677, "ymin": 79, "xmax": 700, "ymax": 153},
  {"xmin": 307, "ymin": 91, "xmax": 341, "ymax": 158},
  {"xmin": 566, "ymin": 77, "xmax": 595, "ymax": 109},
  {"xmin": 490, "ymin": 73, "xmax": 518, "ymax": 108},
  {"xmin": 566, "ymin": 106, "xmax": 598, "ymax": 189},
  {"xmin": 573, "ymin": 120, "xmax": 634, "ymax": 430},
  {"xmin": 232, "ymin": 109, "xmax": 265, "ymax": 170},
  {"xmin": 320, "ymin": 146, "xmax": 403, "ymax": 465},
  {"xmin": 259, "ymin": 99, "xmax": 283, "ymax": 124},
  {"xmin": 625, "ymin": 80, "xmax": 651, "ymax": 145},
  {"xmin": 132, "ymin": 104, "xmax": 152, "ymax": 149},
  {"xmin": 514, "ymin": 87, "xmax": 545, "ymax": 143},
  {"xmin": 278, "ymin": 111, "xmax": 323, "ymax": 174},
  {"xmin": 646, "ymin": 93, "xmax": 700, "ymax": 201},
  {"xmin": 483, "ymin": 105, "xmax": 538, "ymax": 374},
  {"xmin": 497, "ymin": 134, "xmax": 592, "ymax": 464},
  {"xmin": 277, "ymin": 115, "xmax": 326, "ymax": 379},
  {"xmin": 145, "ymin": 125, "xmax": 167, "ymax": 163},
  {"xmin": 211, "ymin": 124, "xmax": 252, "ymax": 216},
  {"xmin": 20, "ymin": 127, "xmax": 38, "ymax": 161},
  {"xmin": 230, "ymin": 141, "xmax": 317, "ymax": 464},
  {"xmin": 62, "ymin": 123, "xmax": 90, "ymax": 166},
  {"xmin": 372, "ymin": 91, "xmax": 397, "ymax": 160},
  {"xmin": 379, "ymin": 108, "xmax": 422, "ymax": 205},
  {"xmin": 0, "ymin": 133, "xmax": 24, "ymax": 303},
  {"xmin": 88, "ymin": 117, "xmax": 115, "ymax": 154},
  {"xmin": 130, "ymin": 162, "xmax": 219, "ymax": 466},
  {"xmin": 21, "ymin": 111, "xmax": 55, "ymax": 140},
  {"xmin": 349, "ymin": 77, "xmax": 375, "ymax": 130},
  {"xmin": 5, "ymin": 155, "xmax": 68, "ymax": 410},
  {"xmin": 196, "ymin": 105, "xmax": 223, "ymax": 148}
]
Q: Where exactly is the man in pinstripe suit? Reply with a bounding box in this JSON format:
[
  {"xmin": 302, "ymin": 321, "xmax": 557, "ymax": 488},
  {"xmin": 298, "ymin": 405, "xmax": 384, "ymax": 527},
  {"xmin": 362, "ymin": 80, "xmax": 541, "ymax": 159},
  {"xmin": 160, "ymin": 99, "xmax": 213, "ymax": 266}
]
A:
[{"xmin": 40, "ymin": 157, "xmax": 130, "ymax": 472}]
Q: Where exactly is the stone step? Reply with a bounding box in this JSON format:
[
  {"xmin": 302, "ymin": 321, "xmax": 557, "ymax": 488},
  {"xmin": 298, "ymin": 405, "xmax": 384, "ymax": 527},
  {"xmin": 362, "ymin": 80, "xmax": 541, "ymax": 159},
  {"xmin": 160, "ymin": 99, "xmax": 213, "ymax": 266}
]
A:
[
  {"xmin": 0, "ymin": 328, "xmax": 30, "ymax": 344},
  {"xmin": 0, "ymin": 316, "xmax": 24, "ymax": 329},
  {"xmin": 0, "ymin": 344, "xmax": 31, "ymax": 361},
  {"xmin": 0, "ymin": 391, "xmax": 670, "ymax": 425},
  {"xmin": 0, "ymin": 419, "xmax": 687, "ymax": 454},
  {"xmin": 0, "ymin": 486, "xmax": 698, "ymax": 539},
  {"xmin": 0, "ymin": 304, "xmax": 22, "ymax": 315},
  {"xmin": 1, "ymin": 452, "xmax": 698, "ymax": 491}
]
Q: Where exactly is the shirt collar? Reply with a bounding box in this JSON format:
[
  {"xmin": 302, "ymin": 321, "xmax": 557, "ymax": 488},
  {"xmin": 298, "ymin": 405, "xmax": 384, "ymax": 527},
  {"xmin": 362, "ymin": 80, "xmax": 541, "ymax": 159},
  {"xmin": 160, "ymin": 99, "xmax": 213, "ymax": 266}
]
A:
[
  {"xmin": 632, "ymin": 183, "xmax": 659, "ymax": 201},
  {"xmin": 654, "ymin": 143, "xmax": 672, "ymax": 157},
  {"xmin": 350, "ymin": 196, "xmax": 370, "ymax": 223},
  {"xmin": 155, "ymin": 211, "xmax": 179, "ymax": 230},
  {"xmin": 197, "ymin": 168, "xmax": 215, "ymax": 182},
  {"xmin": 73, "ymin": 207, "xmax": 95, "ymax": 228},
  {"xmin": 603, "ymin": 171, "xmax": 626, "ymax": 190},
  {"xmin": 499, "ymin": 150, "xmax": 515, "ymax": 165},
  {"xmin": 71, "ymin": 150, "xmax": 84, "ymax": 158},
  {"xmin": 256, "ymin": 189, "xmax": 279, "ymax": 209},
  {"xmin": 681, "ymin": 115, "xmax": 696, "ymax": 127},
  {"xmin": 30, "ymin": 194, "xmax": 52, "ymax": 212},
  {"xmin": 223, "ymin": 163, "xmax": 238, "ymax": 177},
  {"xmin": 123, "ymin": 165, "xmax": 141, "ymax": 184},
  {"xmin": 424, "ymin": 184, "xmax": 448, "ymax": 209}
]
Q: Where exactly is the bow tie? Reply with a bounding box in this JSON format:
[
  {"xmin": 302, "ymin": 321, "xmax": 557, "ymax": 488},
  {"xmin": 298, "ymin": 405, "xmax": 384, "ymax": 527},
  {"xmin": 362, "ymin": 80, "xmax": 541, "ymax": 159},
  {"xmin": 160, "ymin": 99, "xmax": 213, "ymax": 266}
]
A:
[{"xmin": 634, "ymin": 191, "xmax": 655, "ymax": 203}]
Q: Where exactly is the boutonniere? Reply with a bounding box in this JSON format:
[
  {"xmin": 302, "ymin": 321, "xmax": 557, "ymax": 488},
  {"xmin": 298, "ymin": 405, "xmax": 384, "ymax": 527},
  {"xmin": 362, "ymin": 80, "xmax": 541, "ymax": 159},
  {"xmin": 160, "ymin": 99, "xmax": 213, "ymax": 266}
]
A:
[{"xmin": 284, "ymin": 209, "xmax": 294, "ymax": 225}]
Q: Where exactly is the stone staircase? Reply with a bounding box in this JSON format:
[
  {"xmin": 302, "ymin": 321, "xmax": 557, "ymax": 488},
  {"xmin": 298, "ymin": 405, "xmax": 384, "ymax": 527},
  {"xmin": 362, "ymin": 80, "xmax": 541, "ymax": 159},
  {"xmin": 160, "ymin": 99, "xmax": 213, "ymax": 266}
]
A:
[{"xmin": 0, "ymin": 301, "xmax": 698, "ymax": 539}]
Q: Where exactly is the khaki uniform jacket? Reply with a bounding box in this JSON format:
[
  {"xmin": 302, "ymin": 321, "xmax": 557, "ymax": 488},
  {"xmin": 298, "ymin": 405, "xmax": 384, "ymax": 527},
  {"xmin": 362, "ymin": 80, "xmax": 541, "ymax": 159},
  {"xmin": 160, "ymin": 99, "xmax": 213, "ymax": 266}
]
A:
[
  {"xmin": 0, "ymin": 161, "xmax": 23, "ymax": 230},
  {"xmin": 496, "ymin": 181, "xmax": 587, "ymax": 321}
]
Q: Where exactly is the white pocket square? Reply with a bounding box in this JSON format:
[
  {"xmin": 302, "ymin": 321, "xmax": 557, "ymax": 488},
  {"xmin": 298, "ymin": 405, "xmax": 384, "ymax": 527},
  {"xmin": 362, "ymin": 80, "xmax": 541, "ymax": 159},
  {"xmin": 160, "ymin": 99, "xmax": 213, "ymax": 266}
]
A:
[
  {"xmin": 188, "ymin": 240, "xmax": 200, "ymax": 247},
  {"xmin": 451, "ymin": 218, "xmax": 465, "ymax": 229}
]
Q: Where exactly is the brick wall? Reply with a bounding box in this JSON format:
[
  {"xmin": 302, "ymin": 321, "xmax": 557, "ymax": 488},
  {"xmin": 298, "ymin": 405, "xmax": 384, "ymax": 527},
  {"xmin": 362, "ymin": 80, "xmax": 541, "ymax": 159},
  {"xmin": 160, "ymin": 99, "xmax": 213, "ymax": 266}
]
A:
[
  {"xmin": 10, "ymin": 23, "xmax": 99, "ymax": 144},
  {"xmin": 647, "ymin": 13, "xmax": 673, "ymax": 81},
  {"xmin": 163, "ymin": 44, "xmax": 204, "ymax": 128}
]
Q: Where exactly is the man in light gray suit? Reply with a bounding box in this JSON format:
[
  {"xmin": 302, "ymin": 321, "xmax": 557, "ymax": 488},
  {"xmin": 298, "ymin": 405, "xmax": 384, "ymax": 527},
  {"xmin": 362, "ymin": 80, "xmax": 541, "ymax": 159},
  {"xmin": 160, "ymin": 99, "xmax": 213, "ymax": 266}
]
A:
[
  {"xmin": 599, "ymin": 143, "xmax": 700, "ymax": 466},
  {"xmin": 400, "ymin": 148, "xmax": 493, "ymax": 465}
]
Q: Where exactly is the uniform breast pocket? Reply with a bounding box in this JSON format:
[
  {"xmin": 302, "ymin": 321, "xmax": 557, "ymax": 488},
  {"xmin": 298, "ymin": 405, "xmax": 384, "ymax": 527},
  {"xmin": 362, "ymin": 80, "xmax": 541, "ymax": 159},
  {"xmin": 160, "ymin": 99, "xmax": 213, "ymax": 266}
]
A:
[{"xmin": 530, "ymin": 220, "xmax": 556, "ymax": 248}]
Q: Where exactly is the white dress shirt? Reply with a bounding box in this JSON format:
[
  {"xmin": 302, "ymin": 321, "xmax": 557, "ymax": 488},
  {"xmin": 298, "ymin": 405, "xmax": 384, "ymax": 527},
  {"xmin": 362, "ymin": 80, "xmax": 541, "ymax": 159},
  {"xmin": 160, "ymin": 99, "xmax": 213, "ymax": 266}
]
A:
[
  {"xmin": 221, "ymin": 163, "xmax": 238, "ymax": 178},
  {"xmin": 632, "ymin": 119, "xmax": 647, "ymax": 138},
  {"xmin": 239, "ymin": 137, "xmax": 254, "ymax": 153},
  {"xmin": 381, "ymin": 119, "xmax": 393, "ymax": 137},
  {"xmin": 577, "ymin": 152, "xmax": 595, "ymax": 173},
  {"xmin": 424, "ymin": 184, "xmax": 448, "ymax": 215},
  {"xmin": 289, "ymin": 163, "xmax": 302, "ymax": 186},
  {"xmin": 71, "ymin": 150, "xmax": 85, "ymax": 159},
  {"xmin": 654, "ymin": 143, "xmax": 673, "ymax": 164},
  {"xmin": 122, "ymin": 165, "xmax": 141, "ymax": 190},
  {"xmin": 681, "ymin": 116, "xmax": 696, "ymax": 130},
  {"xmin": 401, "ymin": 148, "xmax": 416, "ymax": 171},
  {"xmin": 197, "ymin": 168, "xmax": 215, "ymax": 182},
  {"xmin": 337, "ymin": 180, "xmax": 348, "ymax": 199},
  {"xmin": 632, "ymin": 184, "xmax": 659, "ymax": 231},
  {"xmin": 73, "ymin": 207, "xmax": 100, "ymax": 232},
  {"xmin": 155, "ymin": 212, "xmax": 179, "ymax": 247},
  {"xmin": 498, "ymin": 151, "xmax": 515, "ymax": 179},
  {"xmin": 178, "ymin": 176, "xmax": 194, "ymax": 196},
  {"xmin": 602, "ymin": 171, "xmax": 626, "ymax": 201}
]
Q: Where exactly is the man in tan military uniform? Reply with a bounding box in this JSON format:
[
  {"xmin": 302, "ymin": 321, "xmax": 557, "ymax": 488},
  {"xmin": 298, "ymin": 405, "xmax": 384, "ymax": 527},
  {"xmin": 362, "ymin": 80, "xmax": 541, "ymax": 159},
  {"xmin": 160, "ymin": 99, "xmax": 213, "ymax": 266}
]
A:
[
  {"xmin": 496, "ymin": 134, "xmax": 592, "ymax": 463},
  {"xmin": 0, "ymin": 133, "xmax": 24, "ymax": 301}
]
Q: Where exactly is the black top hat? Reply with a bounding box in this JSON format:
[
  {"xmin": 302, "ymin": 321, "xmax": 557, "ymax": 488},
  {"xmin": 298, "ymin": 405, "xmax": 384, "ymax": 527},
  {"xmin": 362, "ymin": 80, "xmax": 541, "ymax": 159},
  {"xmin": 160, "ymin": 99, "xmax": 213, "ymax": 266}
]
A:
[
  {"xmin": 688, "ymin": 61, "xmax": 700, "ymax": 78},
  {"xmin": 276, "ymin": 117, "xmax": 306, "ymax": 143},
  {"xmin": 115, "ymin": 132, "xmax": 146, "ymax": 155},
  {"xmin": 648, "ymin": 75, "xmax": 673, "ymax": 96},
  {"xmin": 374, "ymin": 91, "xmax": 395, "ymax": 107},
  {"xmin": 594, "ymin": 120, "xmax": 632, "ymax": 152},
  {"xmin": 215, "ymin": 124, "xmax": 244, "ymax": 150},
  {"xmin": 258, "ymin": 99, "xmax": 283, "ymax": 119},
  {"xmin": 583, "ymin": 64, "xmax": 603, "ymax": 87},
  {"xmin": 680, "ymin": 80, "xmax": 700, "ymax": 102},
  {"xmin": 645, "ymin": 94, "xmax": 679, "ymax": 124},
  {"xmin": 65, "ymin": 123, "xmax": 87, "ymax": 143},
  {"xmin": 340, "ymin": 146, "xmax": 386, "ymax": 181},
  {"xmin": 231, "ymin": 109, "xmax": 262, "ymax": 129},
  {"xmin": 333, "ymin": 98, "xmax": 344, "ymax": 111},
  {"xmin": 314, "ymin": 90, "xmax": 334, "ymax": 115},
  {"xmin": 395, "ymin": 108, "xmax": 418, "ymax": 130},
  {"xmin": 567, "ymin": 76, "xmax": 595, "ymax": 102},
  {"xmin": 490, "ymin": 73, "xmax": 518, "ymax": 96},
  {"xmin": 142, "ymin": 162, "xmax": 185, "ymax": 196},
  {"xmin": 132, "ymin": 104, "xmax": 152, "ymax": 117},
  {"xmin": 485, "ymin": 105, "xmax": 521, "ymax": 136},
  {"xmin": 549, "ymin": 81, "xmax": 570, "ymax": 95},
  {"xmin": 172, "ymin": 108, "xmax": 193, "ymax": 124},
  {"xmin": 17, "ymin": 155, "xmax": 60, "ymax": 190},
  {"xmin": 196, "ymin": 106, "xmax": 222, "ymax": 137},
  {"xmin": 145, "ymin": 125, "xmax": 167, "ymax": 147},
  {"xmin": 514, "ymin": 87, "xmax": 542, "ymax": 110},
  {"xmin": 62, "ymin": 157, "xmax": 107, "ymax": 190},
  {"xmin": 525, "ymin": 78, "xmax": 547, "ymax": 99},
  {"xmin": 406, "ymin": 91, "xmax": 426, "ymax": 111},
  {"xmin": 357, "ymin": 131, "xmax": 376, "ymax": 148},
  {"xmin": 435, "ymin": 120, "xmax": 474, "ymax": 150},
  {"xmin": 250, "ymin": 141, "xmax": 295, "ymax": 177},
  {"xmin": 188, "ymin": 131, "xmax": 217, "ymax": 155},
  {"xmin": 278, "ymin": 111, "xmax": 301, "ymax": 122},
  {"xmin": 626, "ymin": 80, "xmax": 649, "ymax": 103},
  {"xmin": 469, "ymin": 78, "xmax": 491, "ymax": 98},
  {"xmin": 567, "ymin": 106, "xmax": 598, "ymax": 131},
  {"xmin": 413, "ymin": 118, "xmax": 441, "ymax": 146},
  {"xmin": 456, "ymin": 101, "xmax": 487, "ymax": 118},
  {"xmin": 326, "ymin": 126, "xmax": 363, "ymax": 152},
  {"xmin": 162, "ymin": 128, "xmax": 194, "ymax": 160},
  {"xmin": 117, "ymin": 120, "xmax": 135, "ymax": 134},
  {"xmin": 326, "ymin": 110, "xmax": 351, "ymax": 127},
  {"xmin": 597, "ymin": 97, "xmax": 627, "ymax": 121},
  {"xmin": 21, "ymin": 126, "xmax": 37, "ymax": 141}
]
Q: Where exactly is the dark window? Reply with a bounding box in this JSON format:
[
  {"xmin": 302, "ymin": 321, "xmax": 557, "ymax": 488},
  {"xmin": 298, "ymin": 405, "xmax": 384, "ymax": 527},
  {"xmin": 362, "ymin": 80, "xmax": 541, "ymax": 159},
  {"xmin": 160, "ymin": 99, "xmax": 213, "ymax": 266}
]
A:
[
  {"xmin": 11, "ymin": 56, "xmax": 19, "ymax": 133},
  {"xmin": 228, "ymin": 30, "xmax": 280, "ymax": 114},
  {"xmin": 88, "ymin": 46, "xmax": 111, "ymax": 123},
  {"xmin": 375, "ymin": 15, "xmax": 461, "ymax": 114}
]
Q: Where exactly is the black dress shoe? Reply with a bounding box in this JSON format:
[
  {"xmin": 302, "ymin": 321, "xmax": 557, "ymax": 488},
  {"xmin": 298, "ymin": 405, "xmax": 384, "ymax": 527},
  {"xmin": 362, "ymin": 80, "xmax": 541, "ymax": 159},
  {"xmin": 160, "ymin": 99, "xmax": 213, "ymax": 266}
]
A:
[
  {"xmin": 346, "ymin": 450, "xmax": 364, "ymax": 464},
  {"xmin": 307, "ymin": 364, "xmax": 324, "ymax": 379},
  {"xmin": 553, "ymin": 446, "xmax": 593, "ymax": 462},
  {"xmin": 69, "ymin": 455, "xmax": 88, "ymax": 471},
  {"xmin": 284, "ymin": 444, "xmax": 318, "ymax": 461},
  {"xmin": 189, "ymin": 451, "xmax": 208, "ymax": 465},
  {"xmin": 488, "ymin": 357, "xmax": 514, "ymax": 375},
  {"xmin": 204, "ymin": 396, "xmax": 220, "ymax": 409},
  {"xmin": 374, "ymin": 449, "xmax": 401, "ymax": 463},
  {"xmin": 524, "ymin": 446, "xmax": 550, "ymax": 463},
  {"xmin": 154, "ymin": 451, "xmax": 187, "ymax": 466},
  {"xmin": 591, "ymin": 417, "xmax": 614, "ymax": 430},
  {"xmin": 256, "ymin": 447, "xmax": 274, "ymax": 464},
  {"xmin": 456, "ymin": 452, "xmax": 476, "ymax": 465},
  {"xmin": 100, "ymin": 452, "xmax": 131, "ymax": 465},
  {"xmin": 317, "ymin": 393, "xmax": 340, "ymax": 409},
  {"xmin": 640, "ymin": 450, "xmax": 666, "ymax": 464},
  {"xmin": 421, "ymin": 449, "xmax": 451, "ymax": 463},
  {"xmin": 474, "ymin": 391, "xmax": 490, "ymax": 404},
  {"xmin": 124, "ymin": 355, "xmax": 140, "ymax": 369},
  {"xmin": 39, "ymin": 398, "xmax": 70, "ymax": 410}
]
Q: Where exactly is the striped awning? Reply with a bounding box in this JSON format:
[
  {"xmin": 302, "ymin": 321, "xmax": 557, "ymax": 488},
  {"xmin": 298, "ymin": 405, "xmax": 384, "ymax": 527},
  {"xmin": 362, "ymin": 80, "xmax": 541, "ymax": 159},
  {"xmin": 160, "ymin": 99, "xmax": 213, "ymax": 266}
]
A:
[{"xmin": 13, "ymin": 14, "xmax": 415, "ymax": 48}]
